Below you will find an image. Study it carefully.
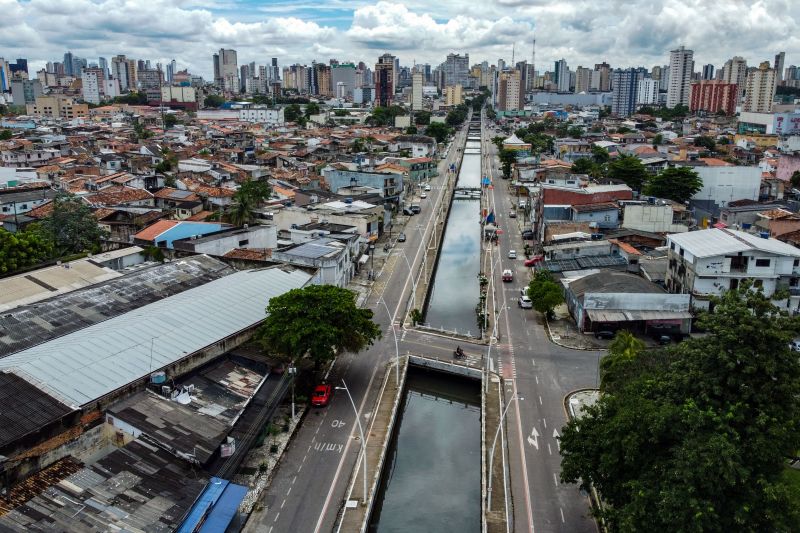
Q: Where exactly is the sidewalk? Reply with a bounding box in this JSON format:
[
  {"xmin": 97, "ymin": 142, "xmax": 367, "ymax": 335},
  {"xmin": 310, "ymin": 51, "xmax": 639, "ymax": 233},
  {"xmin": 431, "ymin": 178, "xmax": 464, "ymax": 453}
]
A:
[{"xmin": 546, "ymin": 304, "xmax": 608, "ymax": 351}]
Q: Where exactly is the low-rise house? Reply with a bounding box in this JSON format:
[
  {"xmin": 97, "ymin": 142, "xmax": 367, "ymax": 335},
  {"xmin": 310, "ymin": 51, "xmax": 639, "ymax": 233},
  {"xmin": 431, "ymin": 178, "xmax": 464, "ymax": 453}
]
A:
[
  {"xmin": 621, "ymin": 199, "xmax": 691, "ymax": 233},
  {"xmin": 666, "ymin": 228, "xmax": 800, "ymax": 309},
  {"xmin": 564, "ymin": 270, "xmax": 692, "ymax": 334},
  {"xmin": 133, "ymin": 219, "xmax": 231, "ymax": 248},
  {"xmin": 172, "ymin": 224, "xmax": 278, "ymax": 256},
  {"xmin": 271, "ymin": 236, "xmax": 357, "ymax": 287}
]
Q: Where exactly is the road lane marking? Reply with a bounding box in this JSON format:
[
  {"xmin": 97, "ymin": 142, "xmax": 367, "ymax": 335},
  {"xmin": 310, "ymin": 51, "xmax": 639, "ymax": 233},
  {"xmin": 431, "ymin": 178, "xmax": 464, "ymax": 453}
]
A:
[
  {"xmin": 292, "ymin": 476, "xmax": 297, "ymax": 485},
  {"xmin": 553, "ymin": 473, "xmax": 559, "ymax": 487},
  {"xmin": 543, "ymin": 418, "xmax": 547, "ymax": 429},
  {"xmin": 538, "ymin": 395, "xmax": 542, "ymax": 405},
  {"xmin": 302, "ymin": 454, "xmax": 307, "ymax": 462},
  {"xmin": 313, "ymin": 442, "xmax": 344, "ymax": 453},
  {"xmin": 287, "ymin": 487, "xmax": 292, "ymax": 496},
  {"xmin": 561, "ymin": 507, "xmax": 565, "ymax": 523},
  {"xmin": 281, "ymin": 499, "xmax": 286, "ymax": 509},
  {"xmin": 548, "ymin": 443, "xmax": 552, "ymax": 455},
  {"xmin": 298, "ymin": 464, "xmax": 303, "ymax": 472},
  {"xmin": 274, "ymin": 513, "xmax": 280, "ymax": 523},
  {"xmin": 526, "ymin": 426, "xmax": 540, "ymax": 450},
  {"xmin": 535, "ymin": 375, "xmax": 539, "ymax": 384}
]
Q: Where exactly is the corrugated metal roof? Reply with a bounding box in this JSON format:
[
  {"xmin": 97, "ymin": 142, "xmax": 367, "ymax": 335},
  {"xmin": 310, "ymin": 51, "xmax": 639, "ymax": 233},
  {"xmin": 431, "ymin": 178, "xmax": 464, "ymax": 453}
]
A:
[
  {"xmin": 0, "ymin": 267, "xmax": 312, "ymax": 408},
  {"xmin": 669, "ymin": 228, "xmax": 800, "ymax": 258},
  {"xmin": 586, "ymin": 309, "xmax": 693, "ymax": 322}
]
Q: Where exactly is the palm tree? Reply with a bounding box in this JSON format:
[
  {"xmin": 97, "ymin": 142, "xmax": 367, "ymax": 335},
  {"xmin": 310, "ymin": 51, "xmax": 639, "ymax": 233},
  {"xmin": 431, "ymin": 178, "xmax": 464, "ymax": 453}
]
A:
[{"xmin": 227, "ymin": 190, "xmax": 254, "ymax": 226}]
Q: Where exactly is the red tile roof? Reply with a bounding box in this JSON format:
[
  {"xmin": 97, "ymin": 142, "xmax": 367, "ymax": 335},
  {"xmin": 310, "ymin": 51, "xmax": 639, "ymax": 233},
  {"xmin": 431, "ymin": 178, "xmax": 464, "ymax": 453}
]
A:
[{"xmin": 132, "ymin": 219, "xmax": 180, "ymax": 241}]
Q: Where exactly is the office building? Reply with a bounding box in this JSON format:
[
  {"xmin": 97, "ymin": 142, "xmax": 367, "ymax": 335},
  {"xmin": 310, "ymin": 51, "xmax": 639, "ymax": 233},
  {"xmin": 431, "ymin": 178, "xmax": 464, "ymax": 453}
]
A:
[
  {"xmin": 375, "ymin": 53, "xmax": 395, "ymax": 107},
  {"xmin": 497, "ymin": 69, "xmax": 523, "ymax": 111},
  {"xmin": 10, "ymin": 79, "xmax": 43, "ymax": 106},
  {"xmin": 702, "ymin": 64, "xmax": 715, "ymax": 80},
  {"xmin": 611, "ymin": 68, "xmax": 641, "ymax": 116},
  {"xmin": 98, "ymin": 57, "xmax": 108, "ymax": 78},
  {"xmin": 637, "ymin": 78, "xmax": 659, "ymax": 105},
  {"xmin": 331, "ymin": 63, "xmax": 356, "ymax": 99},
  {"xmin": 554, "ymin": 59, "xmax": 570, "ymax": 92},
  {"xmin": 442, "ymin": 53, "xmax": 470, "ymax": 88},
  {"xmin": 213, "ymin": 49, "xmax": 239, "ymax": 92},
  {"xmin": 667, "ymin": 45, "xmax": 693, "ymax": 108},
  {"xmin": 689, "ymin": 80, "xmax": 738, "ymax": 115},
  {"xmin": 743, "ymin": 61, "xmax": 777, "ymax": 113},
  {"xmin": 270, "ymin": 58, "xmax": 280, "ymax": 81},
  {"xmin": 111, "ymin": 55, "xmax": 136, "ymax": 91},
  {"xmin": 81, "ymin": 67, "xmax": 105, "ymax": 104},
  {"xmin": 775, "ymin": 52, "xmax": 786, "ymax": 82}
]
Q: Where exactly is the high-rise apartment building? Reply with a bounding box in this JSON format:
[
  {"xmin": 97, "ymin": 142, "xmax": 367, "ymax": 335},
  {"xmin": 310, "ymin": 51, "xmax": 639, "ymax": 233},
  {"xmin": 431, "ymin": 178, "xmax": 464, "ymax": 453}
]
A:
[
  {"xmin": 98, "ymin": 57, "xmax": 108, "ymax": 78},
  {"xmin": 666, "ymin": 45, "xmax": 693, "ymax": 108},
  {"xmin": 611, "ymin": 68, "xmax": 641, "ymax": 116},
  {"xmin": 0, "ymin": 58, "xmax": 11, "ymax": 92},
  {"xmin": 775, "ymin": 52, "xmax": 786, "ymax": 82},
  {"xmin": 721, "ymin": 56, "xmax": 747, "ymax": 99},
  {"xmin": 574, "ymin": 66, "xmax": 592, "ymax": 93},
  {"xmin": 554, "ymin": 59, "xmax": 570, "ymax": 92},
  {"xmin": 213, "ymin": 49, "xmax": 239, "ymax": 92},
  {"xmin": 689, "ymin": 80, "xmax": 738, "ymax": 115},
  {"xmin": 270, "ymin": 58, "xmax": 280, "ymax": 81},
  {"xmin": 497, "ymin": 69, "xmax": 522, "ymax": 111},
  {"xmin": 743, "ymin": 61, "xmax": 777, "ymax": 113},
  {"xmin": 594, "ymin": 62, "xmax": 611, "ymax": 92},
  {"xmin": 375, "ymin": 53, "xmax": 395, "ymax": 107},
  {"xmin": 10, "ymin": 79, "xmax": 43, "ymax": 106},
  {"xmin": 111, "ymin": 55, "xmax": 136, "ymax": 91},
  {"xmin": 702, "ymin": 64, "xmax": 715, "ymax": 80},
  {"xmin": 442, "ymin": 53, "xmax": 470, "ymax": 88},
  {"xmin": 81, "ymin": 67, "xmax": 105, "ymax": 104},
  {"xmin": 444, "ymin": 84, "xmax": 463, "ymax": 107},
  {"xmin": 637, "ymin": 78, "xmax": 659, "ymax": 105},
  {"xmin": 411, "ymin": 71, "xmax": 423, "ymax": 112},
  {"xmin": 63, "ymin": 52, "xmax": 75, "ymax": 76}
]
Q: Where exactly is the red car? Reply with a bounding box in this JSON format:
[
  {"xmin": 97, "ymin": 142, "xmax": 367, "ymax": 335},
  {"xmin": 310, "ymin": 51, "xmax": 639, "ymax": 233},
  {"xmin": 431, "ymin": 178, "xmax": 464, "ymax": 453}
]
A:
[
  {"xmin": 524, "ymin": 256, "xmax": 544, "ymax": 267},
  {"xmin": 311, "ymin": 384, "xmax": 332, "ymax": 407}
]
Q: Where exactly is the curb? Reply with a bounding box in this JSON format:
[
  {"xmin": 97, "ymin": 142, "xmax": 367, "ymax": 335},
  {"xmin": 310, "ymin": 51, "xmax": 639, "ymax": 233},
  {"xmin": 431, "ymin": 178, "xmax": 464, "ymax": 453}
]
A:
[{"xmin": 544, "ymin": 316, "xmax": 607, "ymax": 352}]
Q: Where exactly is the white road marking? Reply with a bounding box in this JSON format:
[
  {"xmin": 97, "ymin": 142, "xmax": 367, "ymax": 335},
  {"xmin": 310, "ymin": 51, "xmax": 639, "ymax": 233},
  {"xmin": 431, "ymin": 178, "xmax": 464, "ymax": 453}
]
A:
[
  {"xmin": 543, "ymin": 418, "xmax": 547, "ymax": 429},
  {"xmin": 554, "ymin": 473, "xmax": 559, "ymax": 487},
  {"xmin": 292, "ymin": 476, "xmax": 297, "ymax": 485},
  {"xmin": 548, "ymin": 443, "xmax": 552, "ymax": 455},
  {"xmin": 535, "ymin": 375, "xmax": 539, "ymax": 384},
  {"xmin": 287, "ymin": 487, "xmax": 292, "ymax": 496},
  {"xmin": 538, "ymin": 395, "xmax": 542, "ymax": 405},
  {"xmin": 298, "ymin": 464, "xmax": 303, "ymax": 472},
  {"xmin": 274, "ymin": 512, "xmax": 280, "ymax": 523},
  {"xmin": 561, "ymin": 507, "xmax": 565, "ymax": 523}
]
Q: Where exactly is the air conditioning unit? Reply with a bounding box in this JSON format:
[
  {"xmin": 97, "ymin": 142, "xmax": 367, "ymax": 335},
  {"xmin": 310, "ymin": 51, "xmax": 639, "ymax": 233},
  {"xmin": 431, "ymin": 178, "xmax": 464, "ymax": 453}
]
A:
[{"xmin": 161, "ymin": 385, "xmax": 172, "ymax": 396}]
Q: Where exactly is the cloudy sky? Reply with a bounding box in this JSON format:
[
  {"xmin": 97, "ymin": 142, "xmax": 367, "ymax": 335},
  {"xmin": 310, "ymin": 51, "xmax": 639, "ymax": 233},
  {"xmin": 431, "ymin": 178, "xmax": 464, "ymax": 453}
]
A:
[{"xmin": 1, "ymin": 0, "xmax": 798, "ymax": 79}]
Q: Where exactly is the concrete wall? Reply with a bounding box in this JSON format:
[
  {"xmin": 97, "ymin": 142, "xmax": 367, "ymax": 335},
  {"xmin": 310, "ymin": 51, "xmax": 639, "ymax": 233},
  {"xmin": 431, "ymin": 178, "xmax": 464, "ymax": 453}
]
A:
[
  {"xmin": 623, "ymin": 203, "xmax": 689, "ymax": 233},
  {"xmin": 691, "ymin": 165, "xmax": 761, "ymax": 206}
]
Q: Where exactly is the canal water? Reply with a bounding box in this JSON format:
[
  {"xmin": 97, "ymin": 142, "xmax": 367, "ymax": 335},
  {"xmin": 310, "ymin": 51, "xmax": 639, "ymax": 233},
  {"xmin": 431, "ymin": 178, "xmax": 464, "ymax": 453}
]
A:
[
  {"xmin": 368, "ymin": 367, "xmax": 481, "ymax": 533},
  {"xmin": 424, "ymin": 132, "xmax": 482, "ymax": 334}
]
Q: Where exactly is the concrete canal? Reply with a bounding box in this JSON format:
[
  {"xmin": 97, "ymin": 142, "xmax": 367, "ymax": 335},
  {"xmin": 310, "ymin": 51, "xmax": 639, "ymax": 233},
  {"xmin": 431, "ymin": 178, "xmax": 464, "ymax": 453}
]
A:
[
  {"xmin": 424, "ymin": 121, "xmax": 483, "ymax": 335},
  {"xmin": 368, "ymin": 366, "xmax": 482, "ymax": 533}
]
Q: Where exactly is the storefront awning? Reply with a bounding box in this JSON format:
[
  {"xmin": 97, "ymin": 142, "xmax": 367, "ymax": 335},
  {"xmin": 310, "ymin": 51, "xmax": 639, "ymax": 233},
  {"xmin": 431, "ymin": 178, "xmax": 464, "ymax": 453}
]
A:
[{"xmin": 586, "ymin": 309, "xmax": 693, "ymax": 322}]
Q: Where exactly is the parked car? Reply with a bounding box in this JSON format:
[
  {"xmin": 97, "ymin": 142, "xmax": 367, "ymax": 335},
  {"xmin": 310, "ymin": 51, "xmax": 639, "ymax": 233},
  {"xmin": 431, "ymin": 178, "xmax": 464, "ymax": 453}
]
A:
[
  {"xmin": 508, "ymin": 249, "xmax": 517, "ymax": 259},
  {"xmin": 518, "ymin": 295, "xmax": 533, "ymax": 309},
  {"xmin": 524, "ymin": 256, "xmax": 544, "ymax": 267},
  {"xmin": 502, "ymin": 269, "xmax": 513, "ymax": 282},
  {"xmin": 311, "ymin": 384, "xmax": 332, "ymax": 407},
  {"xmin": 424, "ymin": 184, "xmax": 432, "ymax": 191},
  {"xmin": 509, "ymin": 211, "xmax": 516, "ymax": 218},
  {"xmin": 420, "ymin": 192, "xmax": 427, "ymax": 199},
  {"xmin": 521, "ymin": 230, "xmax": 534, "ymax": 240},
  {"xmin": 411, "ymin": 204, "xmax": 422, "ymax": 214},
  {"xmin": 397, "ymin": 233, "xmax": 406, "ymax": 242},
  {"xmin": 403, "ymin": 207, "xmax": 415, "ymax": 216},
  {"xmin": 594, "ymin": 330, "xmax": 616, "ymax": 340}
]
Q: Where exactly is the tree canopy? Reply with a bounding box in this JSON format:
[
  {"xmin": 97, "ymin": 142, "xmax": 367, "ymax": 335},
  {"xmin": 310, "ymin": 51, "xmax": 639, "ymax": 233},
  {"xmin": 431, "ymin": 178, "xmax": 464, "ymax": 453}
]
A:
[
  {"xmin": 425, "ymin": 122, "xmax": 452, "ymax": 144},
  {"xmin": 257, "ymin": 285, "xmax": 381, "ymax": 369},
  {"xmin": 368, "ymin": 105, "xmax": 406, "ymax": 127},
  {"xmin": 29, "ymin": 195, "xmax": 107, "ymax": 256},
  {"xmin": 413, "ymin": 110, "xmax": 431, "ymax": 125},
  {"xmin": 0, "ymin": 129, "xmax": 12, "ymax": 140},
  {"xmin": 203, "ymin": 94, "xmax": 225, "ymax": 108},
  {"xmin": 607, "ymin": 154, "xmax": 648, "ymax": 192},
  {"xmin": 560, "ymin": 285, "xmax": 800, "ymax": 532},
  {"xmin": 644, "ymin": 166, "xmax": 703, "ymax": 203},
  {"xmin": 304, "ymin": 102, "xmax": 321, "ymax": 117},
  {"xmin": 227, "ymin": 179, "xmax": 271, "ymax": 226},
  {"xmin": 445, "ymin": 104, "xmax": 469, "ymax": 126},
  {"xmin": 694, "ymin": 135, "xmax": 716, "ymax": 152},
  {"xmin": 498, "ymin": 148, "xmax": 516, "ymax": 179},
  {"xmin": 527, "ymin": 270, "xmax": 564, "ymax": 318},
  {"xmin": 283, "ymin": 104, "xmax": 306, "ymax": 126},
  {"xmin": 0, "ymin": 227, "xmax": 53, "ymax": 275}
]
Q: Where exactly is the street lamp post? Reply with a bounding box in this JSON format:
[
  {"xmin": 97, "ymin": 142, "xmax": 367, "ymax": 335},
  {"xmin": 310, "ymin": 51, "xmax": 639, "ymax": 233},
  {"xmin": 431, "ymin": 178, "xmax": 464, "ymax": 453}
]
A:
[
  {"xmin": 337, "ymin": 380, "xmax": 368, "ymax": 506},
  {"xmin": 487, "ymin": 393, "xmax": 523, "ymax": 511},
  {"xmin": 288, "ymin": 364, "xmax": 297, "ymax": 419},
  {"xmin": 369, "ymin": 244, "xmax": 375, "ymax": 280}
]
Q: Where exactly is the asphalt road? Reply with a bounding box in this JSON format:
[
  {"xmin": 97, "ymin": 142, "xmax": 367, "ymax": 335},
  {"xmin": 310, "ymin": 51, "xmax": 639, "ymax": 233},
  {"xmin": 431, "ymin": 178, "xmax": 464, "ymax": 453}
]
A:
[
  {"xmin": 244, "ymin": 121, "xmax": 472, "ymax": 533},
  {"xmin": 481, "ymin": 115, "xmax": 600, "ymax": 533}
]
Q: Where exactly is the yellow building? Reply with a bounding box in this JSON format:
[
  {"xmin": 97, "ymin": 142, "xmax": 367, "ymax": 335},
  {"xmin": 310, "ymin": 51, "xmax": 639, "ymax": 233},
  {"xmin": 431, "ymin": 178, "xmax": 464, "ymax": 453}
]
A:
[
  {"xmin": 444, "ymin": 84, "xmax": 463, "ymax": 107},
  {"xmin": 26, "ymin": 95, "xmax": 89, "ymax": 119}
]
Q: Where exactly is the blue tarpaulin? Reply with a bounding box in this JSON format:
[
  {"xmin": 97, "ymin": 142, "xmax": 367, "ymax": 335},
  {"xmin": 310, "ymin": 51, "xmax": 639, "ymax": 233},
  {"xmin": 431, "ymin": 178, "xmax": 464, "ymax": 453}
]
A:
[
  {"xmin": 177, "ymin": 477, "xmax": 241, "ymax": 533},
  {"xmin": 198, "ymin": 482, "xmax": 248, "ymax": 533}
]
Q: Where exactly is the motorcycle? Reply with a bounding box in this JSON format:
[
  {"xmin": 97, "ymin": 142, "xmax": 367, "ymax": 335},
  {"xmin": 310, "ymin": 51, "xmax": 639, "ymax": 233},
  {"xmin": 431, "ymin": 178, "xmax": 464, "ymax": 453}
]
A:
[{"xmin": 454, "ymin": 348, "xmax": 465, "ymax": 360}]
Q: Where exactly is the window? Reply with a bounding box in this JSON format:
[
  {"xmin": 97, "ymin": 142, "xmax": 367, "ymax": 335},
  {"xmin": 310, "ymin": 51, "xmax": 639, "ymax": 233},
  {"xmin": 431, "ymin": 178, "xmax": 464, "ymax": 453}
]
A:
[
  {"xmin": 794, "ymin": 259, "xmax": 799, "ymax": 267},
  {"xmin": 670, "ymin": 242, "xmax": 676, "ymax": 251},
  {"xmin": 755, "ymin": 258, "xmax": 771, "ymax": 267},
  {"xmin": 238, "ymin": 239, "xmax": 249, "ymax": 246}
]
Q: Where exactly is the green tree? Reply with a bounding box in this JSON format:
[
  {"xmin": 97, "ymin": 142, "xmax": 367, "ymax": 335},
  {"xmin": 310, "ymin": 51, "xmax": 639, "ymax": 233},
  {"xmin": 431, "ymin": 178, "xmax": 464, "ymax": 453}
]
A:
[
  {"xmin": 591, "ymin": 145, "xmax": 610, "ymax": 164},
  {"xmin": 227, "ymin": 179, "xmax": 271, "ymax": 226},
  {"xmin": 445, "ymin": 104, "xmax": 469, "ymax": 126},
  {"xmin": 644, "ymin": 166, "xmax": 703, "ymax": 203},
  {"xmin": 29, "ymin": 195, "xmax": 108, "ymax": 256},
  {"xmin": 284, "ymin": 104, "xmax": 306, "ymax": 126},
  {"xmin": 607, "ymin": 154, "xmax": 648, "ymax": 191},
  {"xmin": 491, "ymin": 136, "xmax": 505, "ymax": 149},
  {"xmin": 163, "ymin": 114, "xmax": 178, "ymax": 128},
  {"xmin": 498, "ymin": 148, "xmax": 516, "ymax": 179},
  {"xmin": 203, "ymin": 94, "xmax": 225, "ymax": 108},
  {"xmin": 414, "ymin": 111, "xmax": 431, "ymax": 125},
  {"xmin": 368, "ymin": 105, "xmax": 406, "ymax": 127},
  {"xmin": 0, "ymin": 228, "xmax": 53, "ymax": 274},
  {"xmin": 425, "ymin": 122, "xmax": 452, "ymax": 144},
  {"xmin": 527, "ymin": 270, "xmax": 564, "ymax": 318},
  {"xmin": 790, "ymin": 170, "xmax": 800, "ymax": 189},
  {"xmin": 652, "ymin": 133, "xmax": 664, "ymax": 147},
  {"xmin": 571, "ymin": 157, "xmax": 603, "ymax": 177},
  {"xmin": 523, "ymin": 132, "xmax": 554, "ymax": 155},
  {"xmin": 560, "ymin": 285, "xmax": 800, "ymax": 532},
  {"xmin": 257, "ymin": 285, "xmax": 381, "ymax": 370},
  {"xmin": 599, "ymin": 330, "xmax": 647, "ymax": 393},
  {"xmin": 304, "ymin": 102, "xmax": 321, "ymax": 117},
  {"xmin": 567, "ymin": 125, "xmax": 584, "ymax": 139},
  {"xmin": 694, "ymin": 135, "xmax": 716, "ymax": 152},
  {"xmin": 0, "ymin": 129, "xmax": 12, "ymax": 140}
]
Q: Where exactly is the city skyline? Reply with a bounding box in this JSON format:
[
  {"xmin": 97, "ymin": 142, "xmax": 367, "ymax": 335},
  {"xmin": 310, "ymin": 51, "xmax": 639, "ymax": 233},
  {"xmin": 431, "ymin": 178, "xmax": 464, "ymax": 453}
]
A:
[{"xmin": 1, "ymin": 0, "xmax": 798, "ymax": 80}]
